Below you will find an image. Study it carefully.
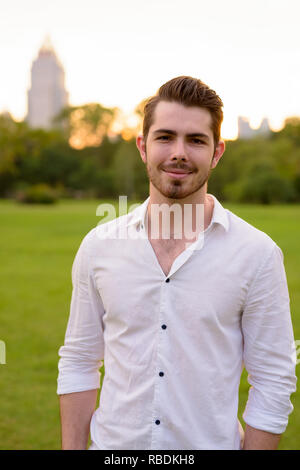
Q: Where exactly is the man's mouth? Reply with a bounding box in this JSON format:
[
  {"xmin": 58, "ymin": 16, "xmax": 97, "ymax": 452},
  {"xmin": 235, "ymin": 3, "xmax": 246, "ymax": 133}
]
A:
[{"xmin": 162, "ymin": 168, "xmax": 193, "ymax": 179}]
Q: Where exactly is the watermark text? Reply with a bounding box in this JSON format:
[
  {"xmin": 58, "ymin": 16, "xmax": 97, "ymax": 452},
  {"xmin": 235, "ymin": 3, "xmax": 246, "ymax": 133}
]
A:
[
  {"xmin": 0, "ymin": 340, "xmax": 6, "ymax": 364},
  {"xmin": 95, "ymin": 196, "xmax": 205, "ymax": 250}
]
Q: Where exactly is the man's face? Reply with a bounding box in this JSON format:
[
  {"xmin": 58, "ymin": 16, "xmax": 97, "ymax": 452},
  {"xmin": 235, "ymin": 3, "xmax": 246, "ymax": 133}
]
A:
[{"xmin": 137, "ymin": 101, "xmax": 225, "ymax": 200}]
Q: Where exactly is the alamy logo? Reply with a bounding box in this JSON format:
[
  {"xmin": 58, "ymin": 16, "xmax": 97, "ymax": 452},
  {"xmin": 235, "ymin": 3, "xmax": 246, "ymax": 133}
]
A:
[
  {"xmin": 95, "ymin": 196, "xmax": 205, "ymax": 250},
  {"xmin": 0, "ymin": 340, "xmax": 6, "ymax": 364}
]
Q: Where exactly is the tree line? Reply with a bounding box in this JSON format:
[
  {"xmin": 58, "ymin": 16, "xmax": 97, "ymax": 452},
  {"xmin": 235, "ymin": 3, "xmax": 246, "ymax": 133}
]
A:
[{"xmin": 0, "ymin": 106, "xmax": 300, "ymax": 204}]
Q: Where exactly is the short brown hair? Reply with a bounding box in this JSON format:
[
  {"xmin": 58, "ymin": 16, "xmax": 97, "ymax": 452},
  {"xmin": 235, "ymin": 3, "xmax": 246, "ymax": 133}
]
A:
[{"xmin": 143, "ymin": 76, "xmax": 224, "ymax": 148}]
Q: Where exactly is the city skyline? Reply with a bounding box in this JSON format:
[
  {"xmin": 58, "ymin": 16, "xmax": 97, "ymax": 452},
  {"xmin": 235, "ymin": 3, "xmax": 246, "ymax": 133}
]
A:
[
  {"xmin": 1, "ymin": 0, "xmax": 300, "ymax": 139},
  {"xmin": 23, "ymin": 38, "xmax": 272, "ymax": 141}
]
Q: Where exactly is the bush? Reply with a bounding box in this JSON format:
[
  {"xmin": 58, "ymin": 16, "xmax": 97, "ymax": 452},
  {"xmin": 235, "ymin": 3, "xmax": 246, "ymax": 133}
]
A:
[
  {"xmin": 16, "ymin": 183, "xmax": 58, "ymax": 204},
  {"xmin": 224, "ymin": 171, "xmax": 296, "ymax": 204}
]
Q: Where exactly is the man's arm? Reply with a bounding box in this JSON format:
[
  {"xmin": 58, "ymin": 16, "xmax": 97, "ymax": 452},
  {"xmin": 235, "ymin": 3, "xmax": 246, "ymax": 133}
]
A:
[
  {"xmin": 242, "ymin": 244, "xmax": 297, "ymax": 441},
  {"xmin": 242, "ymin": 424, "xmax": 281, "ymax": 450},
  {"xmin": 57, "ymin": 231, "xmax": 105, "ymax": 449},
  {"xmin": 59, "ymin": 389, "xmax": 98, "ymax": 450}
]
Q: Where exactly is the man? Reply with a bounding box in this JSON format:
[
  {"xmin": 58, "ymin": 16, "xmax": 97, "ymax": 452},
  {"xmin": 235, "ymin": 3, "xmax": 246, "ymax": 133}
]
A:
[{"xmin": 57, "ymin": 76, "xmax": 297, "ymax": 450}]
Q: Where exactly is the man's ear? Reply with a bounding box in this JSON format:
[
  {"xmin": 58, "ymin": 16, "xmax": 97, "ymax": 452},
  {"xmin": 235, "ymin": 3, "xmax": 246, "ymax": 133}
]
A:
[
  {"xmin": 136, "ymin": 135, "xmax": 147, "ymax": 164},
  {"xmin": 211, "ymin": 140, "xmax": 225, "ymax": 169}
]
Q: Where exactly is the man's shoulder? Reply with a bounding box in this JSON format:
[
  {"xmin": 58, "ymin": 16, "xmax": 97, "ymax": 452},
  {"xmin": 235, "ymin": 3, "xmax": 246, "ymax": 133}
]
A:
[
  {"xmin": 78, "ymin": 207, "xmax": 141, "ymax": 251},
  {"xmin": 225, "ymin": 208, "xmax": 278, "ymax": 254}
]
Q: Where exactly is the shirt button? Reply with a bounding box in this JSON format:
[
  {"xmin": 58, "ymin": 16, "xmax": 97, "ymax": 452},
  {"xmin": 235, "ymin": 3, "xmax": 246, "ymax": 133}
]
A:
[
  {"xmin": 159, "ymin": 372, "xmax": 164, "ymax": 377},
  {"xmin": 165, "ymin": 278, "xmax": 170, "ymax": 283},
  {"xmin": 161, "ymin": 324, "xmax": 167, "ymax": 329},
  {"xmin": 155, "ymin": 420, "xmax": 160, "ymax": 425}
]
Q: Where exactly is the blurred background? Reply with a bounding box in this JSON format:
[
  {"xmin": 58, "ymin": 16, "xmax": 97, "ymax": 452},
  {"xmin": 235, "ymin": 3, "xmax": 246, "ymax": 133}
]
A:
[{"xmin": 0, "ymin": 0, "xmax": 299, "ymax": 450}]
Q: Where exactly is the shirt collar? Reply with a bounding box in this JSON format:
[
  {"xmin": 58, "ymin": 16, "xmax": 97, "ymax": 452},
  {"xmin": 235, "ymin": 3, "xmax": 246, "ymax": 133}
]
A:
[
  {"xmin": 127, "ymin": 197, "xmax": 150, "ymax": 230},
  {"xmin": 128, "ymin": 194, "xmax": 229, "ymax": 233},
  {"xmin": 207, "ymin": 194, "xmax": 229, "ymax": 232}
]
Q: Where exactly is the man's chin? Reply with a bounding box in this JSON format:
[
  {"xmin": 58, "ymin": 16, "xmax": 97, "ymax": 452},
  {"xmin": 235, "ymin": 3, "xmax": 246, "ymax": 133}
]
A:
[
  {"xmin": 148, "ymin": 174, "xmax": 208, "ymax": 200},
  {"xmin": 159, "ymin": 187, "xmax": 197, "ymax": 200}
]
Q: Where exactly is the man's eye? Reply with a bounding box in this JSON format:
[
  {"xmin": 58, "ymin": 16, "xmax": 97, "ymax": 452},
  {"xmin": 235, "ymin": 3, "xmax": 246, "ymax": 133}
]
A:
[
  {"xmin": 157, "ymin": 136, "xmax": 170, "ymax": 141},
  {"xmin": 192, "ymin": 139, "xmax": 205, "ymax": 144}
]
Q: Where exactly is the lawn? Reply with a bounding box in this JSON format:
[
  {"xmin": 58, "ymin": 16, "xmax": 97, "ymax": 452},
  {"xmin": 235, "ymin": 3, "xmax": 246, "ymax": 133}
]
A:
[{"xmin": 0, "ymin": 198, "xmax": 299, "ymax": 450}]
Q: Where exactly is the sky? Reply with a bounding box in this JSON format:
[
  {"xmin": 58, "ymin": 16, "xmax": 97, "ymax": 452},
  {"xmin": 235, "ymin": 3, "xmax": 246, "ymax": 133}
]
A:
[{"xmin": 0, "ymin": 0, "xmax": 300, "ymax": 139}]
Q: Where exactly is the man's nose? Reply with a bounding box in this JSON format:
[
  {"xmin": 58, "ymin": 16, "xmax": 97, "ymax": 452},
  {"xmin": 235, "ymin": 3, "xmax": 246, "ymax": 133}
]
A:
[{"xmin": 171, "ymin": 139, "xmax": 187, "ymax": 161}]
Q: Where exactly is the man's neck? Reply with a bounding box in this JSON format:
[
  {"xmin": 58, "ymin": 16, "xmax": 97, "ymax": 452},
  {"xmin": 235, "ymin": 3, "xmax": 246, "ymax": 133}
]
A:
[{"xmin": 146, "ymin": 186, "xmax": 214, "ymax": 242}]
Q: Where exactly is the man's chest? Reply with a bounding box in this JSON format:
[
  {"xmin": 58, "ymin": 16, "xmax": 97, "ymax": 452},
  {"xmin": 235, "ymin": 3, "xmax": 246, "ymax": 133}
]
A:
[
  {"xmin": 92, "ymin": 239, "xmax": 250, "ymax": 335},
  {"xmin": 148, "ymin": 238, "xmax": 194, "ymax": 277}
]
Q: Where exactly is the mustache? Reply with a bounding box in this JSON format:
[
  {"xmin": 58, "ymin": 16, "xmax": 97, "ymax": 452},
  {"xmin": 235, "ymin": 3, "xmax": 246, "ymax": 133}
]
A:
[{"xmin": 161, "ymin": 164, "xmax": 195, "ymax": 172}]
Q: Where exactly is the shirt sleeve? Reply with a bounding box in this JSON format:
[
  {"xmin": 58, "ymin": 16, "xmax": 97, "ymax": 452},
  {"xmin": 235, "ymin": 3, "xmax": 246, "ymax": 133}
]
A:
[
  {"xmin": 242, "ymin": 243, "xmax": 297, "ymax": 434},
  {"xmin": 57, "ymin": 231, "xmax": 105, "ymax": 395}
]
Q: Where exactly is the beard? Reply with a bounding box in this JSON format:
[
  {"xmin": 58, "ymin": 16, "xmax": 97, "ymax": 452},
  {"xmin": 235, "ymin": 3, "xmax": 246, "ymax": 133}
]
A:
[{"xmin": 145, "ymin": 156, "xmax": 213, "ymax": 200}]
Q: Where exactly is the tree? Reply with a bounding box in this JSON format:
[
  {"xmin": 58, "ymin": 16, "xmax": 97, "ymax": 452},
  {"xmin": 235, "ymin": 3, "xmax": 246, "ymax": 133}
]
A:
[
  {"xmin": 54, "ymin": 103, "xmax": 118, "ymax": 149},
  {"xmin": 112, "ymin": 139, "xmax": 148, "ymax": 200}
]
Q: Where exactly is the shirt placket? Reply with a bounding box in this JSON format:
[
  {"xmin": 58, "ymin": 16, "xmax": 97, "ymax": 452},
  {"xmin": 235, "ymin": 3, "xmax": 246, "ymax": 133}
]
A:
[{"xmin": 151, "ymin": 276, "xmax": 170, "ymax": 449}]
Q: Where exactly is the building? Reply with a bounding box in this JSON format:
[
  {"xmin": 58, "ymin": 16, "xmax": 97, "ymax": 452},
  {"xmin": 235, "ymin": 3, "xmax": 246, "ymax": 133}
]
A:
[
  {"xmin": 238, "ymin": 116, "xmax": 271, "ymax": 139},
  {"xmin": 27, "ymin": 37, "xmax": 68, "ymax": 129}
]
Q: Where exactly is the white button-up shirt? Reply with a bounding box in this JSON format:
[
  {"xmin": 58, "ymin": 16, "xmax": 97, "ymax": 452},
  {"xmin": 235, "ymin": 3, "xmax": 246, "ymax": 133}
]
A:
[{"xmin": 57, "ymin": 195, "xmax": 297, "ymax": 450}]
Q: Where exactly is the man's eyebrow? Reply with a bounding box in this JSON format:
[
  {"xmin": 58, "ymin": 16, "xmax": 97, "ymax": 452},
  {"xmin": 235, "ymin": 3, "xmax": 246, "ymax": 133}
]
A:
[{"xmin": 152, "ymin": 129, "xmax": 210, "ymax": 140}]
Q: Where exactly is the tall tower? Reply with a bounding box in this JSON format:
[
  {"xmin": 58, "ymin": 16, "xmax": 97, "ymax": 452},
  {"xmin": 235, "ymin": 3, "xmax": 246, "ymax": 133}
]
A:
[
  {"xmin": 27, "ymin": 37, "xmax": 68, "ymax": 128},
  {"xmin": 238, "ymin": 116, "xmax": 254, "ymax": 139},
  {"xmin": 257, "ymin": 117, "xmax": 271, "ymax": 136}
]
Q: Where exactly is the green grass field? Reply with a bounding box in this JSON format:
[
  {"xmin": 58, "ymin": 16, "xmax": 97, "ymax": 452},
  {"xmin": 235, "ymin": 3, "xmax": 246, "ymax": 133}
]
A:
[{"xmin": 0, "ymin": 199, "xmax": 299, "ymax": 450}]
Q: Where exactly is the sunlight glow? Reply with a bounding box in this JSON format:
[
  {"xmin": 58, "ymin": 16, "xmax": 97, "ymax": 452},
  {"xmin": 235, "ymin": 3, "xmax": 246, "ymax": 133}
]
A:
[{"xmin": 1, "ymin": 0, "xmax": 299, "ymax": 141}]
